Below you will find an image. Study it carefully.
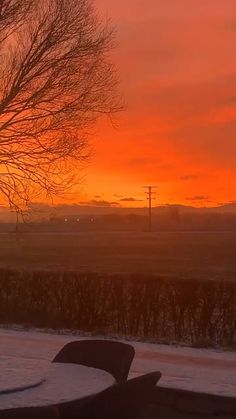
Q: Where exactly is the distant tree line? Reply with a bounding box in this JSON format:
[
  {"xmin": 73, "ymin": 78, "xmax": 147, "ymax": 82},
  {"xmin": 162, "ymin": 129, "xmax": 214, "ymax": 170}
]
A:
[
  {"xmin": 0, "ymin": 269, "xmax": 236, "ymax": 348},
  {"xmin": 1, "ymin": 211, "xmax": 236, "ymax": 232},
  {"xmin": 49, "ymin": 212, "xmax": 236, "ymax": 231}
]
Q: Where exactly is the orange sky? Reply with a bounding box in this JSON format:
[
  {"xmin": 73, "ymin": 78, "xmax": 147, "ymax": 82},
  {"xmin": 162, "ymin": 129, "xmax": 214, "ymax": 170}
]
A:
[{"xmin": 79, "ymin": 0, "xmax": 236, "ymax": 207}]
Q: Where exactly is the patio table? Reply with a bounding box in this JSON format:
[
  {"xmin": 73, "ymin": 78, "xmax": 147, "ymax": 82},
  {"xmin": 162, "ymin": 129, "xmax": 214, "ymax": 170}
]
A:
[{"xmin": 0, "ymin": 356, "xmax": 115, "ymax": 410}]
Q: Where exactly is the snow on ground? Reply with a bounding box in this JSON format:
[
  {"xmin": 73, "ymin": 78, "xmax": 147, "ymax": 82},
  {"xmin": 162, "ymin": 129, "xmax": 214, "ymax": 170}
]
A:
[{"xmin": 1, "ymin": 327, "xmax": 236, "ymax": 398}]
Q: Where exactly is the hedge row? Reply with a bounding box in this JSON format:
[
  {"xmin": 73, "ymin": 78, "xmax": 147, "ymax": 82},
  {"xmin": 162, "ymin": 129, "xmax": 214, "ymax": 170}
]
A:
[{"xmin": 0, "ymin": 269, "xmax": 236, "ymax": 347}]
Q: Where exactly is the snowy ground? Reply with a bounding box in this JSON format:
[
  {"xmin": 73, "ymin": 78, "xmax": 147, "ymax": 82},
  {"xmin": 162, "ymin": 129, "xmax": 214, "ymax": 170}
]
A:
[{"xmin": 1, "ymin": 327, "xmax": 236, "ymax": 398}]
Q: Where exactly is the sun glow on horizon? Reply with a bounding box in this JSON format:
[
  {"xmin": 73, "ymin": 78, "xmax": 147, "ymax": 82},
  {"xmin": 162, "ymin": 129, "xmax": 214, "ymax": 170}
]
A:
[{"xmin": 69, "ymin": 0, "xmax": 236, "ymax": 208}]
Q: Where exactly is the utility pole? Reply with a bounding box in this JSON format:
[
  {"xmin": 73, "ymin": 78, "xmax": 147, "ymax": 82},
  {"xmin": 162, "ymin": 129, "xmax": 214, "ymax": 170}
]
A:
[{"xmin": 143, "ymin": 186, "xmax": 157, "ymax": 232}]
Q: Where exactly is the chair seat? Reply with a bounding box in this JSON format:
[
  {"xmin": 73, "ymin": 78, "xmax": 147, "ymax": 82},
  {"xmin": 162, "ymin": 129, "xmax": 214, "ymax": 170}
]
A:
[
  {"xmin": 71, "ymin": 371, "xmax": 162, "ymax": 419},
  {"xmin": 0, "ymin": 406, "xmax": 59, "ymax": 419}
]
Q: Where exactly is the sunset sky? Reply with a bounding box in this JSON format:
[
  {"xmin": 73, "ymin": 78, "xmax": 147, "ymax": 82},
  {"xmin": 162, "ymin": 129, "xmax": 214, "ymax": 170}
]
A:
[{"xmin": 79, "ymin": 0, "xmax": 236, "ymax": 208}]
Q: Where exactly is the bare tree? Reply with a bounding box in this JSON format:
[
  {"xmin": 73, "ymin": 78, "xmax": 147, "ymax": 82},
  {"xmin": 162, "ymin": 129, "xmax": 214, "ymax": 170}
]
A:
[
  {"xmin": 0, "ymin": 0, "xmax": 34, "ymax": 41},
  {"xmin": 0, "ymin": 0, "xmax": 120, "ymax": 212}
]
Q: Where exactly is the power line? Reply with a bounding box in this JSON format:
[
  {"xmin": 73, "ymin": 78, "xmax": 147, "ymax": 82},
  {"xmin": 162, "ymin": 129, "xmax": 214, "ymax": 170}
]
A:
[{"xmin": 143, "ymin": 186, "xmax": 157, "ymax": 232}]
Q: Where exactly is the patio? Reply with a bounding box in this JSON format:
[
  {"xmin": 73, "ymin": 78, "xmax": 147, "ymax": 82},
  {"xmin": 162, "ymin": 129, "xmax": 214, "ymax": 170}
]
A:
[{"xmin": 1, "ymin": 328, "xmax": 236, "ymax": 418}]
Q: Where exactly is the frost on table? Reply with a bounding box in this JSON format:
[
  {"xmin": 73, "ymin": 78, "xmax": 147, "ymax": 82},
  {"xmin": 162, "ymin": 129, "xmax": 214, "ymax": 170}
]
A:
[
  {"xmin": 0, "ymin": 360, "xmax": 115, "ymax": 410},
  {"xmin": 0, "ymin": 357, "xmax": 46, "ymax": 394}
]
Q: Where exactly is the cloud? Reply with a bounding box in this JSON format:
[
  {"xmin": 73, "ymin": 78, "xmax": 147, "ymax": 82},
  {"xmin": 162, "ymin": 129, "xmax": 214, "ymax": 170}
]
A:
[
  {"xmin": 185, "ymin": 195, "xmax": 210, "ymax": 201},
  {"xmin": 120, "ymin": 197, "xmax": 144, "ymax": 202},
  {"xmin": 36, "ymin": 202, "xmax": 121, "ymax": 211},
  {"xmin": 81, "ymin": 1, "xmax": 236, "ymax": 206},
  {"xmin": 81, "ymin": 200, "xmax": 119, "ymax": 207},
  {"xmin": 220, "ymin": 95, "xmax": 236, "ymax": 105},
  {"xmin": 180, "ymin": 175, "xmax": 198, "ymax": 181}
]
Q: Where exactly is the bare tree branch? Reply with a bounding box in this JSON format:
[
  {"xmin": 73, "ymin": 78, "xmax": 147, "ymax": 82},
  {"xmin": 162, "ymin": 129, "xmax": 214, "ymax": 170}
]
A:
[{"xmin": 0, "ymin": 0, "xmax": 121, "ymax": 212}]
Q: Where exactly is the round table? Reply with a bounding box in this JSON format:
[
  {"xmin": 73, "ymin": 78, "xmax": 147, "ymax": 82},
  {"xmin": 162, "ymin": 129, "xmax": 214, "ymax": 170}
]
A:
[
  {"xmin": 0, "ymin": 357, "xmax": 46, "ymax": 395},
  {"xmin": 0, "ymin": 357, "xmax": 115, "ymax": 410}
]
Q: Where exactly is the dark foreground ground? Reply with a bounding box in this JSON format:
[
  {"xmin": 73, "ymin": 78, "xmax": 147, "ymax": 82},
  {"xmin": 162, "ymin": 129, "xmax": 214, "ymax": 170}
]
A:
[{"xmin": 0, "ymin": 231, "xmax": 236, "ymax": 280}]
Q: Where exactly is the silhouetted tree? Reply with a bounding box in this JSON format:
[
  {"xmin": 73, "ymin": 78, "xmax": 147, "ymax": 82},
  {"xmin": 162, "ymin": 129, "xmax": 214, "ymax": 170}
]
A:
[{"xmin": 0, "ymin": 0, "xmax": 120, "ymax": 211}]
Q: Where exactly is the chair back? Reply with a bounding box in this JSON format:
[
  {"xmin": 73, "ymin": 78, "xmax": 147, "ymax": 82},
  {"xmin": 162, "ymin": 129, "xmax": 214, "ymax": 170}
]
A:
[{"xmin": 53, "ymin": 339, "xmax": 135, "ymax": 382}]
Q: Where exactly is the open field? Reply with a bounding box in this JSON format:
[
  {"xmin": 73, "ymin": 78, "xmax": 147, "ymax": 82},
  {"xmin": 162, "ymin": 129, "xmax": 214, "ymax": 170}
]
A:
[{"xmin": 0, "ymin": 231, "xmax": 236, "ymax": 280}]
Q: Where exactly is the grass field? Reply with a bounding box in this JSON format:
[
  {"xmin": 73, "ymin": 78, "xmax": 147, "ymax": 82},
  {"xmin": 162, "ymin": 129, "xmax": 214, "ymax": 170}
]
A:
[{"xmin": 0, "ymin": 231, "xmax": 236, "ymax": 280}]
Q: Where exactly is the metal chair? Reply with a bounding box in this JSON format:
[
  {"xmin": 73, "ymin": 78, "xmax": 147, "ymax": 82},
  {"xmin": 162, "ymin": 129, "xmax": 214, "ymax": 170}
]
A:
[
  {"xmin": 53, "ymin": 339, "xmax": 135, "ymax": 383},
  {"xmin": 74, "ymin": 371, "xmax": 162, "ymax": 419}
]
